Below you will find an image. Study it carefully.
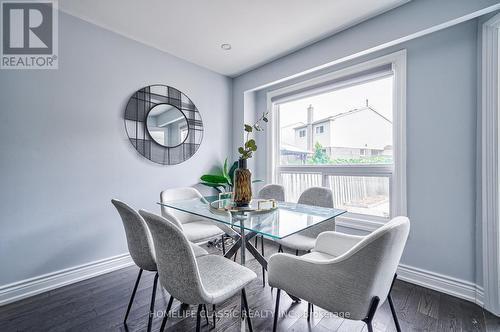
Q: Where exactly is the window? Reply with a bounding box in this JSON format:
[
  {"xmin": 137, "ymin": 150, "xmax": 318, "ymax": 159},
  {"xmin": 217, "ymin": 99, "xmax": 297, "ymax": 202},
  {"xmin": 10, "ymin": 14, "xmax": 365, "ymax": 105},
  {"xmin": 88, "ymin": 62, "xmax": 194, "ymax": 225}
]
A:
[
  {"xmin": 180, "ymin": 126, "xmax": 188, "ymax": 142},
  {"xmin": 267, "ymin": 51, "xmax": 406, "ymax": 223}
]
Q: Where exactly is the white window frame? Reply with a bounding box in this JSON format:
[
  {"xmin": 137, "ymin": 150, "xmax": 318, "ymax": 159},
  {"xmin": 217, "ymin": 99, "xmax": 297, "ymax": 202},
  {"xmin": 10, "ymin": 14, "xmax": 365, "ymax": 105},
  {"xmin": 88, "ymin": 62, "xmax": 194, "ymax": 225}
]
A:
[
  {"xmin": 266, "ymin": 50, "xmax": 407, "ymax": 230},
  {"xmin": 480, "ymin": 13, "xmax": 500, "ymax": 316}
]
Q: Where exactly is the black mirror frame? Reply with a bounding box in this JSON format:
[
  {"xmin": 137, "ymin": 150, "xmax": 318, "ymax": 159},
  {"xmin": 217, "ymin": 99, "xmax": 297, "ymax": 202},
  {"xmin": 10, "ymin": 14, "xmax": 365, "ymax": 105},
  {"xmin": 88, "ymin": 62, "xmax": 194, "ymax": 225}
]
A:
[{"xmin": 124, "ymin": 85, "xmax": 203, "ymax": 165}]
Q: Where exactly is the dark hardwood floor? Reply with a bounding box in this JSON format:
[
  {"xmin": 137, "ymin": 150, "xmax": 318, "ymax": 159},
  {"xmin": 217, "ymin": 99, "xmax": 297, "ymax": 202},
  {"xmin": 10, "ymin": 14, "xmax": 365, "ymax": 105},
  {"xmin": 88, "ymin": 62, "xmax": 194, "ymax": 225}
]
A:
[{"xmin": 1, "ymin": 241, "xmax": 499, "ymax": 332}]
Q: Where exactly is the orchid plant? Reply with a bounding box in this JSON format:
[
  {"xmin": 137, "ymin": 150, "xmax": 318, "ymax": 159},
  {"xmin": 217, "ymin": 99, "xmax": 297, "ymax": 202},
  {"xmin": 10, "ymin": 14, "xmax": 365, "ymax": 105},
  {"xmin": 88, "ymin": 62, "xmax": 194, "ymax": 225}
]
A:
[
  {"xmin": 199, "ymin": 158, "xmax": 262, "ymax": 193},
  {"xmin": 238, "ymin": 111, "xmax": 269, "ymax": 160}
]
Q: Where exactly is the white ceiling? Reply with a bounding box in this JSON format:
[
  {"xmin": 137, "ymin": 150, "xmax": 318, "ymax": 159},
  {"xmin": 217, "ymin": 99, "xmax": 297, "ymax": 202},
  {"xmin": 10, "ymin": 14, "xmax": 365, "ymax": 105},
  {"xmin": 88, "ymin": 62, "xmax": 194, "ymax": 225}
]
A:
[{"xmin": 60, "ymin": 0, "xmax": 409, "ymax": 77}]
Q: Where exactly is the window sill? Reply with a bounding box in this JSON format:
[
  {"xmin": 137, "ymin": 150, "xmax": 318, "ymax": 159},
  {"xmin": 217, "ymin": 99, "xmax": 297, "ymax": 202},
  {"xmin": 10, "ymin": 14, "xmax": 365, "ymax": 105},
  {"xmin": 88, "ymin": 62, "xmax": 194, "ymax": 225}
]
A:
[{"xmin": 335, "ymin": 213, "xmax": 386, "ymax": 233}]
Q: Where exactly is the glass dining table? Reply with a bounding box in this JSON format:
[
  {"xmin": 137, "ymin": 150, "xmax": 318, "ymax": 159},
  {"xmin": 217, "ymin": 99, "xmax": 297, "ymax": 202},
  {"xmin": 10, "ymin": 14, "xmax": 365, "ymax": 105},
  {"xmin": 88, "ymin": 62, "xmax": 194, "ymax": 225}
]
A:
[
  {"xmin": 158, "ymin": 195, "xmax": 346, "ymax": 286},
  {"xmin": 158, "ymin": 195, "xmax": 346, "ymax": 331}
]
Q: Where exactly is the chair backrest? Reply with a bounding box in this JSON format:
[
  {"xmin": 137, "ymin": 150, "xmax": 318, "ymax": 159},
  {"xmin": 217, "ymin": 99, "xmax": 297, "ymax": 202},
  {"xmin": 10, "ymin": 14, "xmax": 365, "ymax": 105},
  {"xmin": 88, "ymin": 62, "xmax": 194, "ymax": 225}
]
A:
[
  {"xmin": 298, "ymin": 187, "xmax": 333, "ymax": 208},
  {"xmin": 160, "ymin": 187, "xmax": 203, "ymax": 224},
  {"xmin": 258, "ymin": 184, "xmax": 285, "ymax": 201},
  {"xmin": 326, "ymin": 216, "xmax": 410, "ymax": 319},
  {"xmin": 111, "ymin": 199, "xmax": 156, "ymax": 271},
  {"xmin": 138, "ymin": 209, "xmax": 207, "ymax": 305}
]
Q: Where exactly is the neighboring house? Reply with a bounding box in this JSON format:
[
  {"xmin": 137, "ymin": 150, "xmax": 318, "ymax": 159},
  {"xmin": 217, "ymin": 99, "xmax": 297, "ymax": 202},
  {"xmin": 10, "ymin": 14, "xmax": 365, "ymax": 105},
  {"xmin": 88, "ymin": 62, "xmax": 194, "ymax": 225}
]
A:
[{"xmin": 286, "ymin": 104, "xmax": 392, "ymax": 162}]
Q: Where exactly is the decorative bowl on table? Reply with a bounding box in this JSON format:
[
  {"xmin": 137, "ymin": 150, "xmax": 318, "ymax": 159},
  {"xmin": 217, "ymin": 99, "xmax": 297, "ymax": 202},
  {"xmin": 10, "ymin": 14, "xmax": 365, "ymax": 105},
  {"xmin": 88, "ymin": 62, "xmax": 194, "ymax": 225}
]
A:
[{"xmin": 209, "ymin": 198, "xmax": 277, "ymax": 214}]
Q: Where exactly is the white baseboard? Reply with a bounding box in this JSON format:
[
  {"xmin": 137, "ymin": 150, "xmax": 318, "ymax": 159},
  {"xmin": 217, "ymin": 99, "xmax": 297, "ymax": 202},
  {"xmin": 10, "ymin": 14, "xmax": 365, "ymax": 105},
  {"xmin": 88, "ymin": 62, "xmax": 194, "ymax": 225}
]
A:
[
  {"xmin": 0, "ymin": 252, "xmax": 485, "ymax": 309},
  {"xmin": 397, "ymin": 264, "xmax": 484, "ymax": 306},
  {"xmin": 0, "ymin": 253, "xmax": 134, "ymax": 306}
]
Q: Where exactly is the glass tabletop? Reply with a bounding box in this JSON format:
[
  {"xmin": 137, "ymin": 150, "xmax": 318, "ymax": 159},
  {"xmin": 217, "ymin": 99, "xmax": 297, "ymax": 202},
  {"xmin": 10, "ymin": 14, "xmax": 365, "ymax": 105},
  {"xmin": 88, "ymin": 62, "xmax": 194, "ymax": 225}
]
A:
[{"xmin": 157, "ymin": 196, "xmax": 346, "ymax": 239}]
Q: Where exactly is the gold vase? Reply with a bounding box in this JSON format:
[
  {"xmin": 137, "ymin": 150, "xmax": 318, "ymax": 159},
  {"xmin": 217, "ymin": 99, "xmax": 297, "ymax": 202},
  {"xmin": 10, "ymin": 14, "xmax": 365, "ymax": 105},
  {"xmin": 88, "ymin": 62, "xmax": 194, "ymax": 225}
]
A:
[{"xmin": 233, "ymin": 158, "xmax": 252, "ymax": 207}]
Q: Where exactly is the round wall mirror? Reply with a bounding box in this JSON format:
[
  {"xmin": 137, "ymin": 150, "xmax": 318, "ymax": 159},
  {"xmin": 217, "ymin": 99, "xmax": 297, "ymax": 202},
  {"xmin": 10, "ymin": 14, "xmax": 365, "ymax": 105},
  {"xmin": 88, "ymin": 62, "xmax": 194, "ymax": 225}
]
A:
[
  {"xmin": 146, "ymin": 104, "xmax": 189, "ymax": 147},
  {"xmin": 124, "ymin": 85, "xmax": 203, "ymax": 165}
]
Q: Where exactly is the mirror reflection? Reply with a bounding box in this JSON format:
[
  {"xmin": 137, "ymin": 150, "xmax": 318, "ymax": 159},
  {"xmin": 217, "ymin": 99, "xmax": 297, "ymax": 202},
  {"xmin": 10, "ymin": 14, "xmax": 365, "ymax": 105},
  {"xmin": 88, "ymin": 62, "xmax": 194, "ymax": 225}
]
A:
[{"xmin": 146, "ymin": 104, "xmax": 189, "ymax": 147}]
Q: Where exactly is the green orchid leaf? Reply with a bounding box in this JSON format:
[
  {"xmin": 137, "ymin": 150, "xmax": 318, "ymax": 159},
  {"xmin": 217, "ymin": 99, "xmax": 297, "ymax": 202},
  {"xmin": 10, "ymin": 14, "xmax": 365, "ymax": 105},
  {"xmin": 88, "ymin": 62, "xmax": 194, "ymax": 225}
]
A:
[
  {"xmin": 244, "ymin": 124, "xmax": 253, "ymax": 132},
  {"xmin": 222, "ymin": 158, "xmax": 228, "ymax": 178},
  {"xmin": 200, "ymin": 174, "xmax": 228, "ymax": 184},
  {"xmin": 245, "ymin": 139, "xmax": 256, "ymax": 148},
  {"xmin": 238, "ymin": 147, "xmax": 245, "ymax": 154}
]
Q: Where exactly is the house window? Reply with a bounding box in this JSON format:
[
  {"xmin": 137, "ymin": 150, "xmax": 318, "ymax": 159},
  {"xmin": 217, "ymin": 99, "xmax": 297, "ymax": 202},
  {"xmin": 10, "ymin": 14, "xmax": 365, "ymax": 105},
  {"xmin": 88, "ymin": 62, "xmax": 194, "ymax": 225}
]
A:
[
  {"xmin": 299, "ymin": 129, "xmax": 306, "ymax": 137},
  {"xmin": 268, "ymin": 51, "xmax": 406, "ymax": 223}
]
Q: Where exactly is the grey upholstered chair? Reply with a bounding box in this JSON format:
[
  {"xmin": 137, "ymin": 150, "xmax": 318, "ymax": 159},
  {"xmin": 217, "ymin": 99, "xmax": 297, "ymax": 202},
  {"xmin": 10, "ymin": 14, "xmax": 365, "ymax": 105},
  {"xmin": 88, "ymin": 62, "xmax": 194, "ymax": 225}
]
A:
[
  {"xmin": 269, "ymin": 216, "xmax": 410, "ymax": 332},
  {"xmin": 275, "ymin": 187, "xmax": 335, "ymax": 254},
  {"xmin": 160, "ymin": 187, "xmax": 239, "ymax": 244},
  {"xmin": 139, "ymin": 210, "xmax": 257, "ymax": 332},
  {"xmin": 258, "ymin": 184, "xmax": 285, "ymax": 202},
  {"xmin": 111, "ymin": 199, "xmax": 208, "ymax": 332}
]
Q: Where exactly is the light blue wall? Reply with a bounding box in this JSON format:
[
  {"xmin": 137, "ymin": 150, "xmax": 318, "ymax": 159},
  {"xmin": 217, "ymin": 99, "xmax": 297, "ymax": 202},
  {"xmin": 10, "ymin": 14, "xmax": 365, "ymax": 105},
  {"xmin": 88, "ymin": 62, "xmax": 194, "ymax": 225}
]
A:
[
  {"xmin": 0, "ymin": 12, "xmax": 232, "ymax": 286},
  {"xmin": 244, "ymin": 20, "xmax": 480, "ymax": 283}
]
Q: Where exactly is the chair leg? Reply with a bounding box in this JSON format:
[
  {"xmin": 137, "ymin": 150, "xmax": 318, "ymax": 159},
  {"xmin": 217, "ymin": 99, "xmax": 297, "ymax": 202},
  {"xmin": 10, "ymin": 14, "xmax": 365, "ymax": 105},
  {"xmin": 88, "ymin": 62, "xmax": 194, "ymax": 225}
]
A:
[
  {"xmin": 124, "ymin": 268, "xmax": 143, "ymax": 324},
  {"xmin": 261, "ymin": 235, "xmax": 266, "ymax": 287},
  {"xmin": 159, "ymin": 295, "xmax": 174, "ymax": 332},
  {"xmin": 147, "ymin": 273, "xmax": 159, "ymax": 332},
  {"xmin": 212, "ymin": 304, "xmax": 216, "ymax": 328},
  {"xmin": 307, "ymin": 303, "xmax": 311, "ymax": 321},
  {"xmin": 242, "ymin": 288, "xmax": 253, "ymax": 332},
  {"xmin": 278, "ymin": 245, "xmax": 283, "ymax": 253},
  {"xmin": 388, "ymin": 274, "xmax": 402, "ymax": 332},
  {"xmin": 221, "ymin": 235, "xmax": 226, "ymax": 255},
  {"xmin": 362, "ymin": 296, "xmax": 380, "ymax": 332},
  {"xmin": 202, "ymin": 304, "xmax": 209, "ymax": 326},
  {"xmin": 388, "ymin": 294, "xmax": 401, "ymax": 332},
  {"xmin": 273, "ymin": 289, "xmax": 281, "ymax": 332},
  {"xmin": 196, "ymin": 304, "xmax": 203, "ymax": 332},
  {"xmin": 233, "ymin": 249, "xmax": 238, "ymax": 261},
  {"xmin": 255, "ymin": 236, "xmax": 258, "ymax": 248},
  {"xmin": 295, "ymin": 249, "xmax": 299, "ymax": 256}
]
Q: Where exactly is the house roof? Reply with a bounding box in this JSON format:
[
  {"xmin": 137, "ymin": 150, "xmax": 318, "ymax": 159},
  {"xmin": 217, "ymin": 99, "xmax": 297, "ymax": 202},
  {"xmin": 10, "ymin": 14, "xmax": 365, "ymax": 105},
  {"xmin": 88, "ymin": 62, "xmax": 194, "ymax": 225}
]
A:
[
  {"xmin": 293, "ymin": 106, "xmax": 391, "ymax": 130},
  {"xmin": 280, "ymin": 143, "xmax": 313, "ymax": 155}
]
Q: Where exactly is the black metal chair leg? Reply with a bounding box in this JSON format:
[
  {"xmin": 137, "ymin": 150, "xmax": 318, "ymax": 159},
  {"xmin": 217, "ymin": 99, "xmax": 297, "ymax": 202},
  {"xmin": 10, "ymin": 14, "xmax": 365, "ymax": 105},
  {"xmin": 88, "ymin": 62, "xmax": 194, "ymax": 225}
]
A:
[
  {"xmin": 124, "ymin": 268, "xmax": 143, "ymax": 324},
  {"xmin": 261, "ymin": 235, "xmax": 266, "ymax": 287},
  {"xmin": 221, "ymin": 235, "xmax": 226, "ymax": 255},
  {"xmin": 212, "ymin": 304, "xmax": 216, "ymax": 328},
  {"xmin": 233, "ymin": 249, "xmax": 238, "ymax": 261},
  {"xmin": 202, "ymin": 304, "xmax": 209, "ymax": 326},
  {"xmin": 273, "ymin": 289, "xmax": 281, "ymax": 332},
  {"xmin": 307, "ymin": 303, "xmax": 311, "ymax": 321},
  {"xmin": 159, "ymin": 295, "xmax": 174, "ymax": 332},
  {"xmin": 255, "ymin": 236, "xmax": 258, "ymax": 248},
  {"xmin": 278, "ymin": 245, "xmax": 283, "ymax": 253},
  {"xmin": 196, "ymin": 304, "xmax": 203, "ymax": 332},
  {"xmin": 362, "ymin": 296, "xmax": 380, "ymax": 332},
  {"xmin": 388, "ymin": 294, "xmax": 401, "ymax": 332},
  {"xmin": 388, "ymin": 274, "xmax": 402, "ymax": 332},
  {"xmin": 147, "ymin": 273, "xmax": 159, "ymax": 332},
  {"xmin": 295, "ymin": 249, "xmax": 299, "ymax": 256},
  {"xmin": 242, "ymin": 288, "xmax": 253, "ymax": 332}
]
